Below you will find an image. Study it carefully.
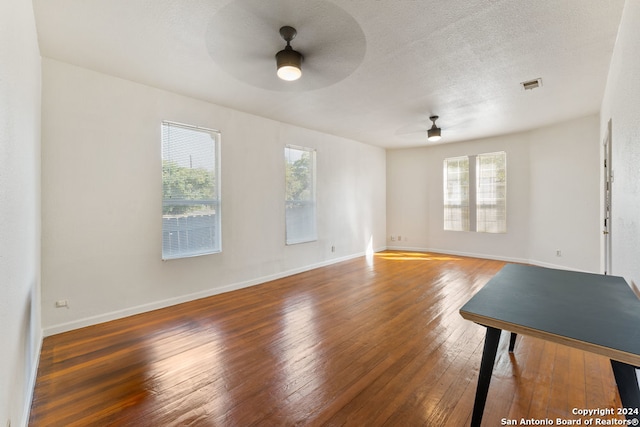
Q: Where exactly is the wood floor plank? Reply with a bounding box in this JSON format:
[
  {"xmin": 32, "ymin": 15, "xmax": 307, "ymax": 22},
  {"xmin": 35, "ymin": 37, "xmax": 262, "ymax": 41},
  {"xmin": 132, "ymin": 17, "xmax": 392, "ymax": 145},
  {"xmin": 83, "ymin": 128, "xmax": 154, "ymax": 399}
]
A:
[
  {"xmin": 506, "ymin": 335, "xmax": 546, "ymax": 419},
  {"xmin": 29, "ymin": 251, "xmax": 625, "ymax": 426}
]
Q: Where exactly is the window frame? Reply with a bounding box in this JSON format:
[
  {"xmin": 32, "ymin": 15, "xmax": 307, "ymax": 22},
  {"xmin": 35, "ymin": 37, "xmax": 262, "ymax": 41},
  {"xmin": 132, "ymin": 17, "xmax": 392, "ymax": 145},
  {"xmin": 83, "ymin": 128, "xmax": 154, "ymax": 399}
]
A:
[
  {"xmin": 476, "ymin": 151, "xmax": 507, "ymax": 233},
  {"xmin": 161, "ymin": 121, "xmax": 221, "ymax": 260},
  {"xmin": 443, "ymin": 156, "xmax": 470, "ymax": 232},
  {"xmin": 443, "ymin": 151, "xmax": 506, "ymax": 234},
  {"xmin": 284, "ymin": 144, "xmax": 317, "ymax": 245}
]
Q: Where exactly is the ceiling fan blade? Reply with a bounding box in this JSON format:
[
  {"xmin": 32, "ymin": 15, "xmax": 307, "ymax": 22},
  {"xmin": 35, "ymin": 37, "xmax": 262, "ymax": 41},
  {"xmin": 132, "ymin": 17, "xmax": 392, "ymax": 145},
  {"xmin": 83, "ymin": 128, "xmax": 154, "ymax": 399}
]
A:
[{"xmin": 205, "ymin": 0, "xmax": 366, "ymax": 91}]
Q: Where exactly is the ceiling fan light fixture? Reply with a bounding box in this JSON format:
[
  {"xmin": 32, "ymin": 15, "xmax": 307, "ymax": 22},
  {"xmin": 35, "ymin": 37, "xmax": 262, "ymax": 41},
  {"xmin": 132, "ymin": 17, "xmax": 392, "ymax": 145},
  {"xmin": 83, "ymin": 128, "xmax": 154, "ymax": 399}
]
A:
[
  {"xmin": 276, "ymin": 26, "xmax": 303, "ymax": 81},
  {"xmin": 276, "ymin": 47, "xmax": 302, "ymax": 81},
  {"xmin": 427, "ymin": 115, "xmax": 442, "ymax": 142}
]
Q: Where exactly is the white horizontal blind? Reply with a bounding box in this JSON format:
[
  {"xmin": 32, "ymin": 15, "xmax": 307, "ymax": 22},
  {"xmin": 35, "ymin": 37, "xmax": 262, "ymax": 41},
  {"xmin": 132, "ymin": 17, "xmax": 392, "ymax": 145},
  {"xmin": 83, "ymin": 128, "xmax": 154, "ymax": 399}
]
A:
[
  {"xmin": 443, "ymin": 156, "xmax": 470, "ymax": 231},
  {"xmin": 476, "ymin": 151, "xmax": 507, "ymax": 233},
  {"xmin": 285, "ymin": 145, "xmax": 317, "ymax": 245},
  {"xmin": 162, "ymin": 122, "xmax": 221, "ymax": 259}
]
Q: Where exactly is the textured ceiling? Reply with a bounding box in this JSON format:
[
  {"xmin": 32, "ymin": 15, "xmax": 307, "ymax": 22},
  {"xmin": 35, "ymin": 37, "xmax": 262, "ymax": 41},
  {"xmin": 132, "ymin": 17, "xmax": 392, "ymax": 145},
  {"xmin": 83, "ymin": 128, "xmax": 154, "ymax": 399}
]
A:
[{"xmin": 32, "ymin": 0, "xmax": 625, "ymax": 148}]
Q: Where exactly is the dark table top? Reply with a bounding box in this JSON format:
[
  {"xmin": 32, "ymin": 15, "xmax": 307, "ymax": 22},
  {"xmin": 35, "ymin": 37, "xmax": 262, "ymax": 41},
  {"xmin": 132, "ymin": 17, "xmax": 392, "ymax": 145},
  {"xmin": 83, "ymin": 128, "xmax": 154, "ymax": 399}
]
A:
[{"xmin": 460, "ymin": 263, "xmax": 640, "ymax": 366}]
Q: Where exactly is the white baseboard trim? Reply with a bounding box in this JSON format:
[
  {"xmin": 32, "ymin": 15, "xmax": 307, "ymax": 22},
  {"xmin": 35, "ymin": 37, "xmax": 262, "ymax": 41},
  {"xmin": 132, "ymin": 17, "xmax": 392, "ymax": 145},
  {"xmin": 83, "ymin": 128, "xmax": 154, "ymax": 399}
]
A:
[
  {"xmin": 23, "ymin": 330, "xmax": 42, "ymax": 427},
  {"xmin": 43, "ymin": 252, "xmax": 367, "ymax": 337},
  {"xmin": 526, "ymin": 259, "xmax": 589, "ymax": 272},
  {"xmin": 42, "ymin": 246, "xmax": 593, "ymax": 337},
  {"xmin": 385, "ymin": 245, "xmax": 530, "ymax": 265},
  {"xmin": 385, "ymin": 245, "xmax": 593, "ymax": 273}
]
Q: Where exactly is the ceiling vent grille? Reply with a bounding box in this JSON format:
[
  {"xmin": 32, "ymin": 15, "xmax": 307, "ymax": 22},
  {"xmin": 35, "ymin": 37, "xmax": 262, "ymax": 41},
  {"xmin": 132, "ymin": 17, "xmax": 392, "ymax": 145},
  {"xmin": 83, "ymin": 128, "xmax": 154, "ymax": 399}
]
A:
[{"xmin": 521, "ymin": 78, "xmax": 542, "ymax": 91}]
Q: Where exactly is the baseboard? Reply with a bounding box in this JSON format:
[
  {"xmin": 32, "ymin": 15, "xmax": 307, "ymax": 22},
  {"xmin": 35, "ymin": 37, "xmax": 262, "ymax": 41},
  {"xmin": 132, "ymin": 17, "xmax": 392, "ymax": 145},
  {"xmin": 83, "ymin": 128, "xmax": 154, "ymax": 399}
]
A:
[
  {"xmin": 385, "ymin": 245, "xmax": 530, "ymax": 265},
  {"xmin": 43, "ymin": 252, "xmax": 367, "ymax": 337},
  {"xmin": 23, "ymin": 330, "xmax": 42, "ymax": 427},
  {"xmin": 385, "ymin": 245, "xmax": 593, "ymax": 273},
  {"xmin": 526, "ymin": 259, "xmax": 590, "ymax": 272},
  {"xmin": 42, "ymin": 246, "xmax": 594, "ymax": 336}
]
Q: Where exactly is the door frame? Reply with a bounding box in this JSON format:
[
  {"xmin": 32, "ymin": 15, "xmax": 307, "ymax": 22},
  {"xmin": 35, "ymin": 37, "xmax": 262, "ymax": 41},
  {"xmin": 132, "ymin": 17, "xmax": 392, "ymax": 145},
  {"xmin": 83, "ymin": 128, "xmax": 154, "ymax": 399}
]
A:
[{"xmin": 603, "ymin": 119, "xmax": 612, "ymax": 275}]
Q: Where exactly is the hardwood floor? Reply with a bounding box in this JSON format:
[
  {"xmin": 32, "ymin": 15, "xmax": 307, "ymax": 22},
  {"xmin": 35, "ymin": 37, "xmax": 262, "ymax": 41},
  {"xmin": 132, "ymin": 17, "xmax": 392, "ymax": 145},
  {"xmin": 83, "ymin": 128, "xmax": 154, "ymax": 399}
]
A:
[{"xmin": 29, "ymin": 251, "xmax": 624, "ymax": 426}]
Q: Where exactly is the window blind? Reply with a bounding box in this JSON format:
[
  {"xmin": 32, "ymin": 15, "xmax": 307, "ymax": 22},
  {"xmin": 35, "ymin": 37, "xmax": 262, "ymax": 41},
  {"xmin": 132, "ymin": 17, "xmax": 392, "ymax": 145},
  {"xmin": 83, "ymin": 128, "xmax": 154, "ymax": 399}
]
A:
[
  {"xmin": 476, "ymin": 152, "xmax": 506, "ymax": 233},
  {"xmin": 443, "ymin": 152, "xmax": 506, "ymax": 233},
  {"xmin": 443, "ymin": 156, "xmax": 470, "ymax": 231}
]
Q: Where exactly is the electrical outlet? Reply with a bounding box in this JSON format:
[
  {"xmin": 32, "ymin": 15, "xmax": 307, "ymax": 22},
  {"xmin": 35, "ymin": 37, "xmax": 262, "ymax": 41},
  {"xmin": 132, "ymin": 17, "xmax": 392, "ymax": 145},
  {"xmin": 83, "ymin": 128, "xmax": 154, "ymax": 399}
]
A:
[
  {"xmin": 390, "ymin": 236, "xmax": 396, "ymax": 241},
  {"xmin": 55, "ymin": 299, "xmax": 69, "ymax": 308},
  {"xmin": 556, "ymin": 250, "xmax": 562, "ymax": 257},
  {"xmin": 331, "ymin": 245, "xmax": 335, "ymax": 253},
  {"xmin": 398, "ymin": 236, "xmax": 402, "ymax": 241}
]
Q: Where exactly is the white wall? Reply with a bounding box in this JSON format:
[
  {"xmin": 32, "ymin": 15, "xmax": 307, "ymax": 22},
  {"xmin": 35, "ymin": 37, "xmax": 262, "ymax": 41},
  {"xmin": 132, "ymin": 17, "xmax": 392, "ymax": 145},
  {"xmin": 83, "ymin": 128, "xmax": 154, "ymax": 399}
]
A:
[
  {"xmin": 600, "ymin": 0, "xmax": 640, "ymax": 289},
  {"xmin": 528, "ymin": 116, "xmax": 601, "ymax": 270},
  {"xmin": 41, "ymin": 58, "xmax": 386, "ymax": 335},
  {"xmin": 0, "ymin": 0, "xmax": 42, "ymax": 425},
  {"xmin": 387, "ymin": 115, "xmax": 601, "ymax": 272}
]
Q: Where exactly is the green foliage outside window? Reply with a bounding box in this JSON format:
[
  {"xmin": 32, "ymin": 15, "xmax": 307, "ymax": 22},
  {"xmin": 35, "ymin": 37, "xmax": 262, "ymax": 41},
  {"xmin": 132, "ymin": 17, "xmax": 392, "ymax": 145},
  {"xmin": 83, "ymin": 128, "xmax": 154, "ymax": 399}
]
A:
[
  {"xmin": 285, "ymin": 151, "xmax": 312, "ymax": 204},
  {"xmin": 162, "ymin": 160, "xmax": 215, "ymax": 215}
]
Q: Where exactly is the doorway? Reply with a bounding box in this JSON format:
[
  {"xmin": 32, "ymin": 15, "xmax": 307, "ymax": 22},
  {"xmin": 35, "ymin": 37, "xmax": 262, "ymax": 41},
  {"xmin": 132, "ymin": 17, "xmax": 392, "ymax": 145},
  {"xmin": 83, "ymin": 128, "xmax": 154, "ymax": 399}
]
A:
[{"xmin": 603, "ymin": 119, "xmax": 612, "ymax": 274}]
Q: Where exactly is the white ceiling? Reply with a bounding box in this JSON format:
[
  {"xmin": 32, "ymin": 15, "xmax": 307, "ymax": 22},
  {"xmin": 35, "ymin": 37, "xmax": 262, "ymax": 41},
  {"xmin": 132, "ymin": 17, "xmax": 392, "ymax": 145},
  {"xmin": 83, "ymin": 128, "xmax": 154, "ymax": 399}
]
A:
[{"xmin": 32, "ymin": 0, "xmax": 625, "ymax": 149}]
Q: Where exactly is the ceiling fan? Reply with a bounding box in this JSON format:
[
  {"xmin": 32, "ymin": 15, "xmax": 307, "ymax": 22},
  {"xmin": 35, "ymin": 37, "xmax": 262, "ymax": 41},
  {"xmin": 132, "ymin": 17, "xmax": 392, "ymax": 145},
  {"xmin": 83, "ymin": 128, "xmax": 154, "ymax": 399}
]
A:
[
  {"xmin": 275, "ymin": 26, "xmax": 303, "ymax": 81},
  {"xmin": 395, "ymin": 115, "xmax": 447, "ymax": 143},
  {"xmin": 204, "ymin": 0, "xmax": 366, "ymax": 91}
]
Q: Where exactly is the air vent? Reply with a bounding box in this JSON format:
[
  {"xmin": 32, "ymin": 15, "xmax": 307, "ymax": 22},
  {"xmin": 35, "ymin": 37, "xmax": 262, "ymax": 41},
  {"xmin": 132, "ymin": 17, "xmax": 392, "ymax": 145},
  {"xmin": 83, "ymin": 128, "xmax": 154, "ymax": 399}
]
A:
[{"xmin": 521, "ymin": 78, "xmax": 542, "ymax": 91}]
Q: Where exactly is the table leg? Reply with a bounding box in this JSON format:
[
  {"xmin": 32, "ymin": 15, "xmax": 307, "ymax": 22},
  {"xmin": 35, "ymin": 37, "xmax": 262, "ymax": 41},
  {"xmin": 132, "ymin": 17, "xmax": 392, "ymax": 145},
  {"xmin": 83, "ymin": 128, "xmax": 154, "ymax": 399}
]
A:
[
  {"xmin": 508, "ymin": 332, "xmax": 517, "ymax": 353},
  {"xmin": 610, "ymin": 360, "xmax": 640, "ymax": 422},
  {"xmin": 470, "ymin": 326, "xmax": 502, "ymax": 427}
]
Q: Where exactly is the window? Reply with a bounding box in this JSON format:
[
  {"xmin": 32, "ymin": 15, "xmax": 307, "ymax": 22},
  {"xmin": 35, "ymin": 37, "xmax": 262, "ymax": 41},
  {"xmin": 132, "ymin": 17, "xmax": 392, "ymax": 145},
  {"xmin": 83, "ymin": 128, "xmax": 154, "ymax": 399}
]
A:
[
  {"xmin": 285, "ymin": 145, "xmax": 317, "ymax": 244},
  {"xmin": 443, "ymin": 151, "xmax": 506, "ymax": 233},
  {"xmin": 476, "ymin": 152, "xmax": 507, "ymax": 233},
  {"xmin": 443, "ymin": 156, "xmax": 470, "ymax": 231},
  {"xmin": 162, "ymin": 122, "xmax": 221, "ymax": 259}
]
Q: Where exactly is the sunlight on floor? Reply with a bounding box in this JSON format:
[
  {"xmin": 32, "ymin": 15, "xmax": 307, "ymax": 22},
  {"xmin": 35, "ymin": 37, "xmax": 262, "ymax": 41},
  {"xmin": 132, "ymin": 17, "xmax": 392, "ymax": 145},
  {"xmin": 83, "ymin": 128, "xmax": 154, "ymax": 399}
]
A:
[
  {"xmin": 148, "ymin": 324, "xmax": 232, "ymax": 420},
  {"xmin": 375, "ymin": 251, "xmax": 461, "ymax": 262},
  {"xmin": 278, "ymin": 295, "xmax": 324, "ymax": 401}
]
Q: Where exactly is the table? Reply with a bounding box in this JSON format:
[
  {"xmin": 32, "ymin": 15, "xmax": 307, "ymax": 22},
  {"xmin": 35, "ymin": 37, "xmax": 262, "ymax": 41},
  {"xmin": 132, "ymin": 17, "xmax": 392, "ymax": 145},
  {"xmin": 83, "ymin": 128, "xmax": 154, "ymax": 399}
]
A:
[{"xmin": 459, "ymin": 263, "xmax": 640, "ymax": 427}]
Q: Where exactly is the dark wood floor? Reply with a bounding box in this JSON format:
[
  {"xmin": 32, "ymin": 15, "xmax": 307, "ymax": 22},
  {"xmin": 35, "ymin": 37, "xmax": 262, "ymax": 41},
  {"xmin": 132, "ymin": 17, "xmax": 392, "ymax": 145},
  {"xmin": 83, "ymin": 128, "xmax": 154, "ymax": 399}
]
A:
[{"xmin": 29, "ymin": 251, "xmax": 623, "ymax": 426}]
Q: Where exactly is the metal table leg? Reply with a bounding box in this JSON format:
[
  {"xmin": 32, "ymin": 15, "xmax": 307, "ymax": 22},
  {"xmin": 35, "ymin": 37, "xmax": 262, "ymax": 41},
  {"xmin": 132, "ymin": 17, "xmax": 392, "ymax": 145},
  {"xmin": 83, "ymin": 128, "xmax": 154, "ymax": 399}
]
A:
[{"xmin": 470, "ymin": 326, "xmax": 502, "ymax": 427}]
